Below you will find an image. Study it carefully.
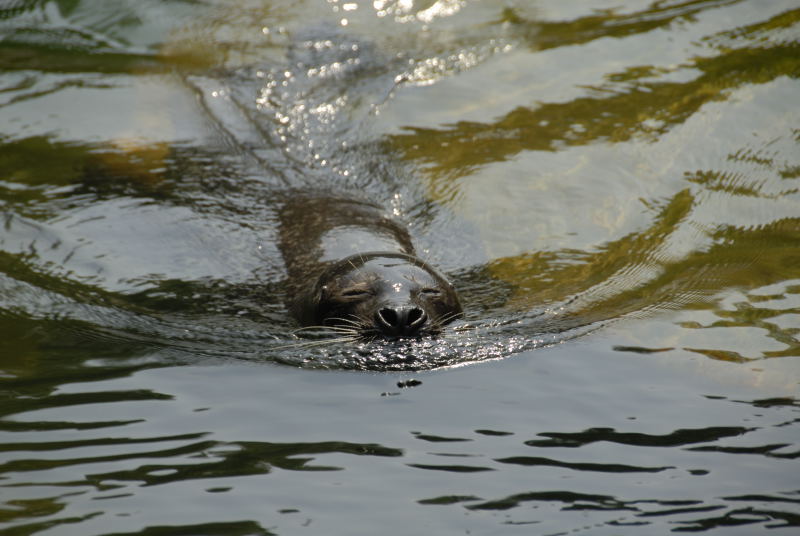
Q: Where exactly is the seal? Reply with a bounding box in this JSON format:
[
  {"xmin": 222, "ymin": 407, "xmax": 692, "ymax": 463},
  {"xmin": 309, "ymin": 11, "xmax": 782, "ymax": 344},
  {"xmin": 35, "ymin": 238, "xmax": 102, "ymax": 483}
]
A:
[{"xmin": 278, "ymin": 194, "xmax": 462, "ymax": 338}]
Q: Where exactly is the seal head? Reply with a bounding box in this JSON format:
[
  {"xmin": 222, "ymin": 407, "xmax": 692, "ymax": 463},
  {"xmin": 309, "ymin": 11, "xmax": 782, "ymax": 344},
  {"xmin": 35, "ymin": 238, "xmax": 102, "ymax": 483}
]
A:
[{"xmin": 292, "ymin": 252, "xmax": 462, "ymax": 338}]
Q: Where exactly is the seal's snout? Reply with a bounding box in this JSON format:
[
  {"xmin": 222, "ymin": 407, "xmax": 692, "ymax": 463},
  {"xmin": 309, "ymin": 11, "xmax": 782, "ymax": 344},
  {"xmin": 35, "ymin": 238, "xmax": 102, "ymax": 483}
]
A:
[
  {"xmin": 375, "ymin": 305, "xmax": 428, "ymax": 337},
  {"xmin": 300, "ymin": 253, "xmax": 460, "ymax": 338}
]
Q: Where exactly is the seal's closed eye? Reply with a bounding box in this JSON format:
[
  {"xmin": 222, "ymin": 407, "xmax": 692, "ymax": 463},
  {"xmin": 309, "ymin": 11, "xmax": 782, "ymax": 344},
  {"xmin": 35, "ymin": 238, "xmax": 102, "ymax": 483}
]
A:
[
  {"xmin": 419, "ymin": 288, "xmax": 442, "ymax": 297},
  {"xmin": 340, "ymin": 287, "xmax": 373, "ymax": 299}
]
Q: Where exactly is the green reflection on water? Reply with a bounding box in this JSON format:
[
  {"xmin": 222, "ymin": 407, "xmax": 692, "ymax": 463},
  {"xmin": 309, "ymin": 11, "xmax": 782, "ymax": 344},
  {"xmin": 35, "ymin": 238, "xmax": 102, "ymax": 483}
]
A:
[
  {"xmin": 390, "ymin": 13, "xmax": 800, "ymax": 188},
  {"xmin": 380, "ymin": 3, "xmax": 800, "ymax": 363}
]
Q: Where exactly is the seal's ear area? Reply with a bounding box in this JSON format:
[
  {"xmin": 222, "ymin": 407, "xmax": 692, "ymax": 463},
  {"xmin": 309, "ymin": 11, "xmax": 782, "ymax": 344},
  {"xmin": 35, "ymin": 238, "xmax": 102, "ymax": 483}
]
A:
[
  {"xmin": 310, "ymin": 282, "xmax": 336, "ymax": 325},
  {"xmin": 448, "ymin": 281, "xmax": 463, "ymax": 313},
  {"xmin": 290, "ymin": 283, "xmax": 328, "ymax": 326}
]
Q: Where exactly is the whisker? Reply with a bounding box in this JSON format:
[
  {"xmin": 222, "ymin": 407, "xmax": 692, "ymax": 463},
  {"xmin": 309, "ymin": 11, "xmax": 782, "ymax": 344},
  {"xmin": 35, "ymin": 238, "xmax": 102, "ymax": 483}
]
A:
[
  {"xmin": 436, "ymin": 311, "xmax": 461, "ymax": 325},
  {"xmin": 326, "ymin": 316, "xmax": 366, "ymax": 328},
  {"xmin": 347, "ymin": 257, "xmax": 364, "ymax": 276},
  {"xmin": 358, "ymin": 333, "xmax": 380, "ymax": 344},
  {"xmin": 292, "ymin": 325, "xmax": 356, "ymax": 335},
  {"xmin": 272, "ymin": 336, "xmax": 360, "ymax": 350}
]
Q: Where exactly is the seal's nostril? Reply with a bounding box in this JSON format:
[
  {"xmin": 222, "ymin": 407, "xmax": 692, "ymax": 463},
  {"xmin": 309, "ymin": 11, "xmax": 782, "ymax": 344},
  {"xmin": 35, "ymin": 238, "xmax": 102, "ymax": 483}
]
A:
[
  {"xmin": 406, "ymin": 307, "xmax": 426, "ymax": 332},
  {"xmin": 377, "ymin": 308, "xmax": 398, "ymax": 329},
  {"xmin": 375, "ymin": 306, "xmax": 427, "ymax": 336}
]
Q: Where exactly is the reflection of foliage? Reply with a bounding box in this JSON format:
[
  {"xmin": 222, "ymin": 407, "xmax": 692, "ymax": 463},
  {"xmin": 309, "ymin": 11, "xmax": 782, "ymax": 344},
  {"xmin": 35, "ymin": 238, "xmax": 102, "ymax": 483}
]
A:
[
  {"xmin": 502, "ymin": 0, "xmax": 745, "ymax": 51},
  {"xmin": 497, "ymin": 207, "xmax": 799, "ymax": 318},
  {"xmin": 390, "ymin": 9, "xmax": 800, "ymax": 186},
  {"xmin": 100, "ymin": 521, "xmax": 277, "ymax": 536},
  {"xmin": 0, "ymin": 136, "xmax": 175, "ymax": 217},
  {"xmin": 0, "ymin": 136, "xmax": 87, "ymax": 187},
  {"xmin": 384, "ymin": 3, "xmax": 800, "ymax": 363},
  {"xmin": 489, "ymin": 180, "xmax": 800, "ymax": 357},
  {"xmin": 0, "ymin": 44, "xmax": 161, "ymax": 73},
  {"xmin": 489, "ymin": 188, "xmax": 696, "ymax": 311},
  {"xmin": 682, "ymin": 283, "xmax": 800, "ymax": 361},
  {"xmin": 0, "ymin": 1, "xmax": 281, "ymax": 73},
  {"xmin": 159, "ymin": 1, "xmax": 288, "ymax": 71},
  {"xmin": 686, "ymin": 168, "xmax": 800, "ymax": 198},
  {"xmin": 83, "ymin": 439, "xmax": 403, "ymax": 487}
]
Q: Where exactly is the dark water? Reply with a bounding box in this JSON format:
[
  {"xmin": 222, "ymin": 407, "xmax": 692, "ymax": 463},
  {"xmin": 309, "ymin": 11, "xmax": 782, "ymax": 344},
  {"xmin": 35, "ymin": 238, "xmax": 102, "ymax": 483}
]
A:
[{"xmin": 1, "ymin": 0, "xmax": 799, "ymax": 534}]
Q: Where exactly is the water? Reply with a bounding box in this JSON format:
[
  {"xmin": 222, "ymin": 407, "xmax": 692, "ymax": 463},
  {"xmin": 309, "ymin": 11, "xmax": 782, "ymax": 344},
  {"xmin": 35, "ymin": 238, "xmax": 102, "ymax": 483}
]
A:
[{"xmin": 1, "ymin": 0, "xmax": 799, "ymax": 534}]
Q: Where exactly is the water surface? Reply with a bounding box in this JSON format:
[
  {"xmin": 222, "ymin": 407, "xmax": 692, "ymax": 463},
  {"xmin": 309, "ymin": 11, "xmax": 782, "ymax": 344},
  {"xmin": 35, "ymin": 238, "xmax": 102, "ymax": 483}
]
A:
[{"xmin": 1, "ymin": 0, "xmax": 799, "ymax": 534}]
